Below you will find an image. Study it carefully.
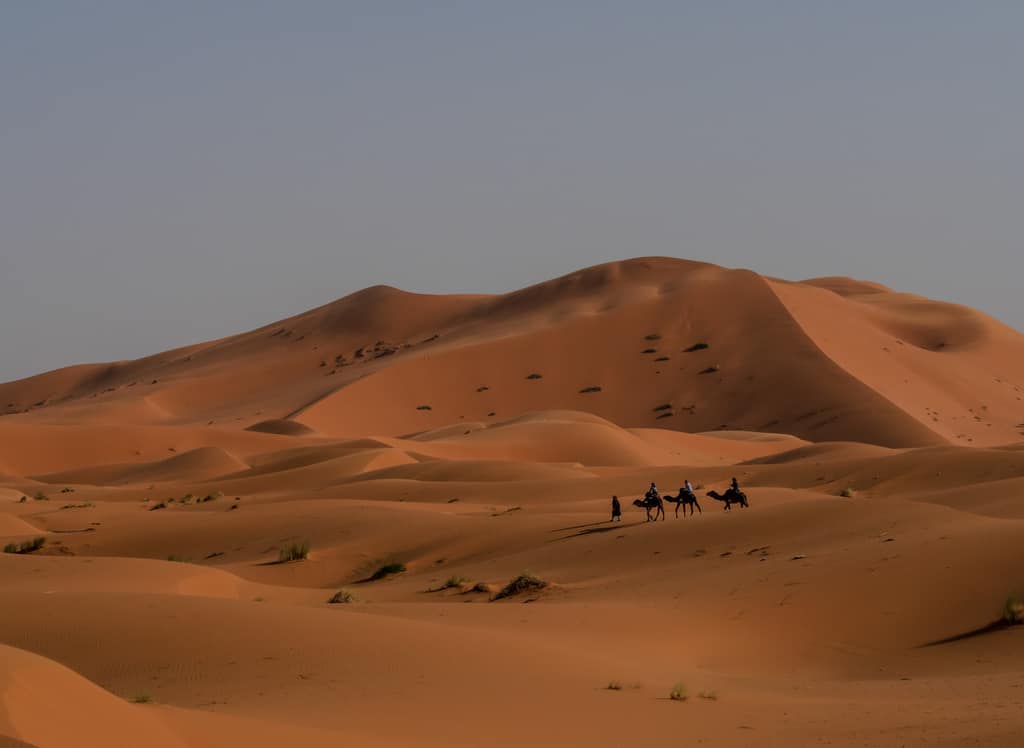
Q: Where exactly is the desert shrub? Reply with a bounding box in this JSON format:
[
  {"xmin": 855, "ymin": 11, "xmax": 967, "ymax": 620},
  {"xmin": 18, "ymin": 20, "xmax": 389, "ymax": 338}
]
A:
[
  {"xmin": 167, "ymin": 554, "xmax": 192, "ymax": 563},
  {"xmin": 17, "ymin": 496, "xmax": 27, "ymax": 503},
  {"xmin": 685, "ymin": 342, "xmax": 710, "ymax": 352},
  {"xmin": 60, "ymin": 487, "xmax": 75, "ymax": 494},
  {"xmin": 606, "ymin": 680, "xmax": 623, "ymax": 691},
  {"xmin": 33, "ymin": 491, "xmax": 49, "ymax": 501},
  {"xmin": 698, "ymin": 690, "xmax": 717, "ymax": 700},
  {"xmin": 669, "ymin": 682, "xmax": 688, "ymax": 701},
  {"xmin": 447, "ymin": 497, "xmax": 459, "ymax": 503},
  {"xmin": 493, "ymin": 572, "xmax": 547, "ymax": 600},
  {"xmin": 198, "ymin": 491, "xmax": 222, "ymax": 503},
  {"xmin": 526, "ymin": 373, "xmax": 543, "ymax": 380},
  {"xmin": 369, "ymin": 562, "xmax": 407, "ymax": 580},
  {"xmin": 441, "ymin": 576, "xmax": 469, "ymax": 589},
  {"xmin": 278, "ymin": 541, "xmax": 310, "ymax": 562},
  {"xmin": 654, "ymin": 356, "xmax": 670, "ymax": 362},
  {"xmin": 653, "ymin": 403, "xmax": 672, "ymax": 412},
  {"xmin": 656, "ymin": 412, "xmax": 673, "ymax": 419},
  {"xmin": 476, "ymin": 386, "xmax": 490, "ymax": 392},
  {"xmin": 470, "ymin": 582, "xmax": 493, "ymax": 594},
  {"xmin": 4, "ymin": 537, "xmax": 45, "ymax": 555},
  {"xmin": 149, "ymin": 501, "xmax": 167, "ymax": 511},
  {"xmin": 641, "ymin": 348, "xmax": 657, "ymax": 354},
  {"xmin": 699, "ymin": 365, "xmax": 720, "ymax": 374},
  {"xmin": 1003, "ymin": 595, "xmax": 1024, "ymax": 624},
  {"xmin": 579, "ymin": 386, "xmax": 602, "ymax": 394},
  {"xmin": 328, "ymin": 589, "xmax": 356, "ymax": 604},
  {"xmin": 840, "ymin": 487, "xmax": 856, "ymax": 498},
  {"xmin": 130, "ymin": 695, "xmax": 152, "ymax": 704},
  {"xmin": 416, "ymin": 405, "xmax": 432, "ymax": 411},
  {"xmin": 644, "ymin": 333, "xmax": 661, "ymax": 340}
]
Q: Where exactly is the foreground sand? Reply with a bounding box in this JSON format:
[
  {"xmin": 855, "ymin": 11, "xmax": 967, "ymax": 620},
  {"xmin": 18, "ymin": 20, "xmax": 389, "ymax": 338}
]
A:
[{"xmin": 3, "ymin": 259, "xmax": 1024, "ymax": 746}]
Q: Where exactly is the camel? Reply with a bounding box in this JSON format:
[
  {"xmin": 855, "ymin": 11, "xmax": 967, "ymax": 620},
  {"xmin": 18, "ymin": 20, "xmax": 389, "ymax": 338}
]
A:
[
  {"xmin": 706, "ymin": 488, "xmax": 749, "ymax": 511},
  {"xmin": 632, "ymin": 495, "xmax": 665, "ymax": 522},
  {"xmin": 664, "ymin": 487, "xmax": 702, "ymax": 517}
]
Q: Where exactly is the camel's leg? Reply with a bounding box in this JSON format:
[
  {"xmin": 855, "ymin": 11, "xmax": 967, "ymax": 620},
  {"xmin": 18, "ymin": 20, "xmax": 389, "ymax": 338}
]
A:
[{"xmin": 695, "ymin": 500, "xmax": 702, "ymax": 515}]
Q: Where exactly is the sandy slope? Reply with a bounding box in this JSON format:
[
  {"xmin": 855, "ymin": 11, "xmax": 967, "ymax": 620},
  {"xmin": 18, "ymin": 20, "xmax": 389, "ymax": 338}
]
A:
[{"xmin": 2, "ymin": 257, "xmax": 1024, "ymax": 746}]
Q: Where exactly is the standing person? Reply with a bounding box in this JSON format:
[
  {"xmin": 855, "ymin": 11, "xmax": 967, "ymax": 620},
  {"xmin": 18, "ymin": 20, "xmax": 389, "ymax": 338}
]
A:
[{"xmin": 611, "ymin": 495, "xmax": 622, "ymax": 522}]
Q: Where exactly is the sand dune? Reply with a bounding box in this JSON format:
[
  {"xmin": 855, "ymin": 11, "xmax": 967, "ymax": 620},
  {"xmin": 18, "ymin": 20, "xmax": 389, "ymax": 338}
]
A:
[{"xmin": 2, "ymin": 257, "xmax": 1024, "ymax": 746}]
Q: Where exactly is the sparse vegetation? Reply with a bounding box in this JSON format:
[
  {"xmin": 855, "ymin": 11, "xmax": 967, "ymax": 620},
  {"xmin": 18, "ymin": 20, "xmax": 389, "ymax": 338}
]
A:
[
  {"xmin": 669, "ymin": 682, "xmax": 688, "ymax": 701},
  {"xmin": 698, "ymin": 690, "xmax": 718, "ymax": 701},
  {"xmin": 33, "ymin": 491, "xmax": 49, "ymax": 501},
  {"xmin": 130, "ymin": 695, "xmax": 152, "ymax": 704},
  {"xmin": 446, "ymin": 497, "xmax": 459, "ymax": 503},
  {"xmin": 166, "ymin": 554, "xmax": 192, "ymax": 563},
  {"xmin": 1003, "ymin": 595, "xmax": 1024, "ymax": 624},
  {"xmin": 654, "ymin": 356, "xmax": 669, "ymax": 362},
  {"xmin": 470, "ymin": 582, "xmax": 493, "ymax": 594},
  {"xmin": 416, "ymin": 405, "xmax": 433, "ymax": 411},
  {"xmin": 476, "ymin": 386, "xmax": 489, "ymax": 392},
  {"xmin": 278, "ymin": 541, "xmax": 310, "ymax": 562},
  {"xmin": 149, "ymin": 500, "xmax": 167, "ymax": 511},
  {"xmin": 840, "ymin": 487, "xmax": 856, "ymax": 498},
  {"xmin": 328, "ymin": 589, "xmax": 357, "ymax": 604},
  {"xmin": 526, "ymin": 373, "xmax": 543, "ymax": 380},
  {"xmin": 579, "ymin": 386, "xmax": 603, "ymax": 394},
  {"xmin": 493, "ymin": 572, "xmax": 548, "ymax": 600},
  {"xmin": 656, "ymin": 412, "xmax": 673, "ymax": 419},
  {"xmin": 685, "ymin": 342, "xmax": 710, "ymax": 352},
  {"xmin": 198, "ymin": 491, "xmax": 222, "ymax": 503},
  {"xmin": 699, "ymin": 365, "xmax": 720, "ymax": 374},
  {"xmin": 60, "ymin": 487, "xmax": 75, "ymax": 494},
  {"xmin": 641, "ymin": 348, "xmax": 657, "ymax": 354},
  {"xmin": 606, "ymin": 680, "xmax": 624, "ymax": 691},
  {"xmin": 369, "ymin": 562, "xmax": 407, "ymax": 580},
  {"xmin": 644, "ymin": 333, "xmax": 661, "ymax": 341},
  {"xmin": 441, "ymin": 575, "xmax": 469, "ymax": 589},
  {"xmin": 60, "ymin": 502, "xmax": 94, "ymax": 510},
  {"xmin": 4, "ymin": 537, "xmax": 46, "ymax": 555},
  {"xmin": 653, "ymin": 403, "xmax": 672, "ymax": 412}
]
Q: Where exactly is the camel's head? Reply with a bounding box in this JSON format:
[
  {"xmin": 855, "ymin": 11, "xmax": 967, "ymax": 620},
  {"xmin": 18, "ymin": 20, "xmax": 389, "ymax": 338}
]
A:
[{"xmin": 632, "ymin": 499, "xmax": 645, "ymax": 507}]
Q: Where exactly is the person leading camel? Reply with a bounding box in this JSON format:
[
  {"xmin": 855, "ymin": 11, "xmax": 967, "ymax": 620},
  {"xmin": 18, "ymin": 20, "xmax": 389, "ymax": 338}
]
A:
[{"xmin": 610, "ymin": 495, "xmax": 622, "ymax": 522}]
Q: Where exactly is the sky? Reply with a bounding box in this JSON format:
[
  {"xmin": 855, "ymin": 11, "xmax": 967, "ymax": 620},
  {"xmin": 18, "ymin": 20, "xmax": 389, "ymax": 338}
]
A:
[{"xmin": 2, "ymin": 1, "xmax": 1022, "ymax": 382}]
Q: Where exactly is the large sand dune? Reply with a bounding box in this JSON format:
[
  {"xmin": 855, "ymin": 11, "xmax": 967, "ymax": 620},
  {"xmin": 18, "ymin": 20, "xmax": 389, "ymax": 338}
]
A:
[{"xmin": 2, "ymin": 257, "xmax": 1024, "ymax": 746}]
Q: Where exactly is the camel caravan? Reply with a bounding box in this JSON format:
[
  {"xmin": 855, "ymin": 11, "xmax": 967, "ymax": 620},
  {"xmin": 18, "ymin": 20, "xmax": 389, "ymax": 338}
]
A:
[{"xmin": 612, "ymin": 478, "xmax": 748, "ymax": 523}]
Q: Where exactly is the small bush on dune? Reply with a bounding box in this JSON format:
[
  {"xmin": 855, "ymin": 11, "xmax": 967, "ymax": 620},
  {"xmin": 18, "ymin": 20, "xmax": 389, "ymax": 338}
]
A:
[
  {"xmin": 669, "ymin": 682, "xmax": 688, "ymax": 701},
  {"xmin": 149, "ymin": 501, "xmax": 167, "ymax": 511},
  {"xmin": 166, "ymin": 554, "xmax": 192, "ymax": 563},
  {"xmin": 606, "ymin": 680, "xmax": 623, "ymax": 691},
  {"xmin": 328, "ymin": 589, "xmax": 356, "ymax": 604},
  {"xmin": 60, "ymin": 487, "xmax": 75, "ymax": 494},
  {"xmin": 685, "ymin": 342, "xmax": 710, "ymax": 352},
  {"xmin": 33, "ymin": 491, "xmax": 49, "ymax": 501},
  {"xmin": 441, "ymin": 575, "xmax": 469, "ymax": 590},
  {"xmin": 840, "ymin": 487, "xmax": 856, "ymax": 498},
  {"xmin": 369, "ymin": 562, "xmax": 407, "ymax": 580},
  {"xmin": 493, "ymin": 572, "xmax": 547, "ymax": 601},
  {"xmin": 4, "ymin": 537, "xmax": 45, "ymax": 555},
  {"xmin": 1003, "ymin": 596, "xmax": 1024, "ymax": 624},
  {"xmin": 526, "ymin": 373, "xmax": 543, "ymax": 380},
  {"xmin": 278, "ymin": 541, "xmax": 310, "ymax": 563},
  {"xmin": 698, "ymin": 690, "xmax": 718, "ymax": 700},
  {"xmin": 470, "ymin": 582, "xmax": 493, "ymax": 594},
  {"xmin": 130, "ymin": 695, "xmax": 152, "ymax": 704}
]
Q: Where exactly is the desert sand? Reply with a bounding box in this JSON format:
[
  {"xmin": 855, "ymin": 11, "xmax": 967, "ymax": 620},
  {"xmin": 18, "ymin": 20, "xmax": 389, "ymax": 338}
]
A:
[{"xmin": 2, "ymin": 257, "xmax": 1024, "ymax": 746}]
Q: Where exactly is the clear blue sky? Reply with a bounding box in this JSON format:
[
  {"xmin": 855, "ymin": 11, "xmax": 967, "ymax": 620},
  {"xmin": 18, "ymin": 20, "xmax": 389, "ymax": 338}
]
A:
[{"xmin": 2, "ymin": 2, "xmax": 1022, "ymax": 382}]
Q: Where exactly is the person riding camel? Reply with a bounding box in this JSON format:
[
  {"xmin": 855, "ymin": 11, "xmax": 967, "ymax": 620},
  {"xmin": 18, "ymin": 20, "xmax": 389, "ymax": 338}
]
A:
[
  {"xmin": 646, "ymin": 482, "xmax": 659, "ymax": 501},
  {"xmin": 684, "ymin": 479, "xmax": 695, "ymax": 497},
  {"xmin": 730, "ymin": 477, "xmax": 740, "ymax": 493}
]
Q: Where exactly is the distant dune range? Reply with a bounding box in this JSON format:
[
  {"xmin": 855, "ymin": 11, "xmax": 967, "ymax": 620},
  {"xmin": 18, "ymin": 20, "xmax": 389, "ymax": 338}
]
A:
[{"xmin": 2, "ymin": 257, "xmax": 1024, "ymax": 747}]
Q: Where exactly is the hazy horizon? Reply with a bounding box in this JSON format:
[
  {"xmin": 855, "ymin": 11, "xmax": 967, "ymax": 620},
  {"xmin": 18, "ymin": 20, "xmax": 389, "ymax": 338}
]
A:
[{"xmin": 3, "ymin": 2, "xmax": 1022, "ymax": 382}]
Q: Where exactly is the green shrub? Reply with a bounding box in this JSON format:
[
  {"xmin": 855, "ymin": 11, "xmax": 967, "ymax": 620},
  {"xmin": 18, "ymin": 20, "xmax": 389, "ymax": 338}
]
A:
[
  {"xmin": 606, "ymin": 680, "xmax": 623, "ymax": 691},
  {"xmin": 1003, "ymin": 595, "xmax": 1024, "ymax": 624},
  {"xmin": 669, "ymin": 682, "xmax": 688, "ymax": 701},
  {"xmin": 493, "ymin": 572, "xmax": 547, "ymax": 600},
  {"xmin": 369, "ymin": 562, "xmax": 407, "ymax": 580},
  {"xmin": 33, "ymin": 491, "xmax": 49, "ymax": 501},
  {"xmin": 328, "ymin": 589, "xmax": 356, "ymax": 604},
  {"xmin": 278, "ymin": 541, "xmax": 310, "ymax": 562},
  {"xmin": 4, "ymin": 537, "xmax": 45, "ymax": 555},
  {"xmin": 840, "ymin": 487, "xmax": 856, "ymax": 498},
  {"xmin": 441, "ymin": 576, "xmax": 469, "ymax": 589}
]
